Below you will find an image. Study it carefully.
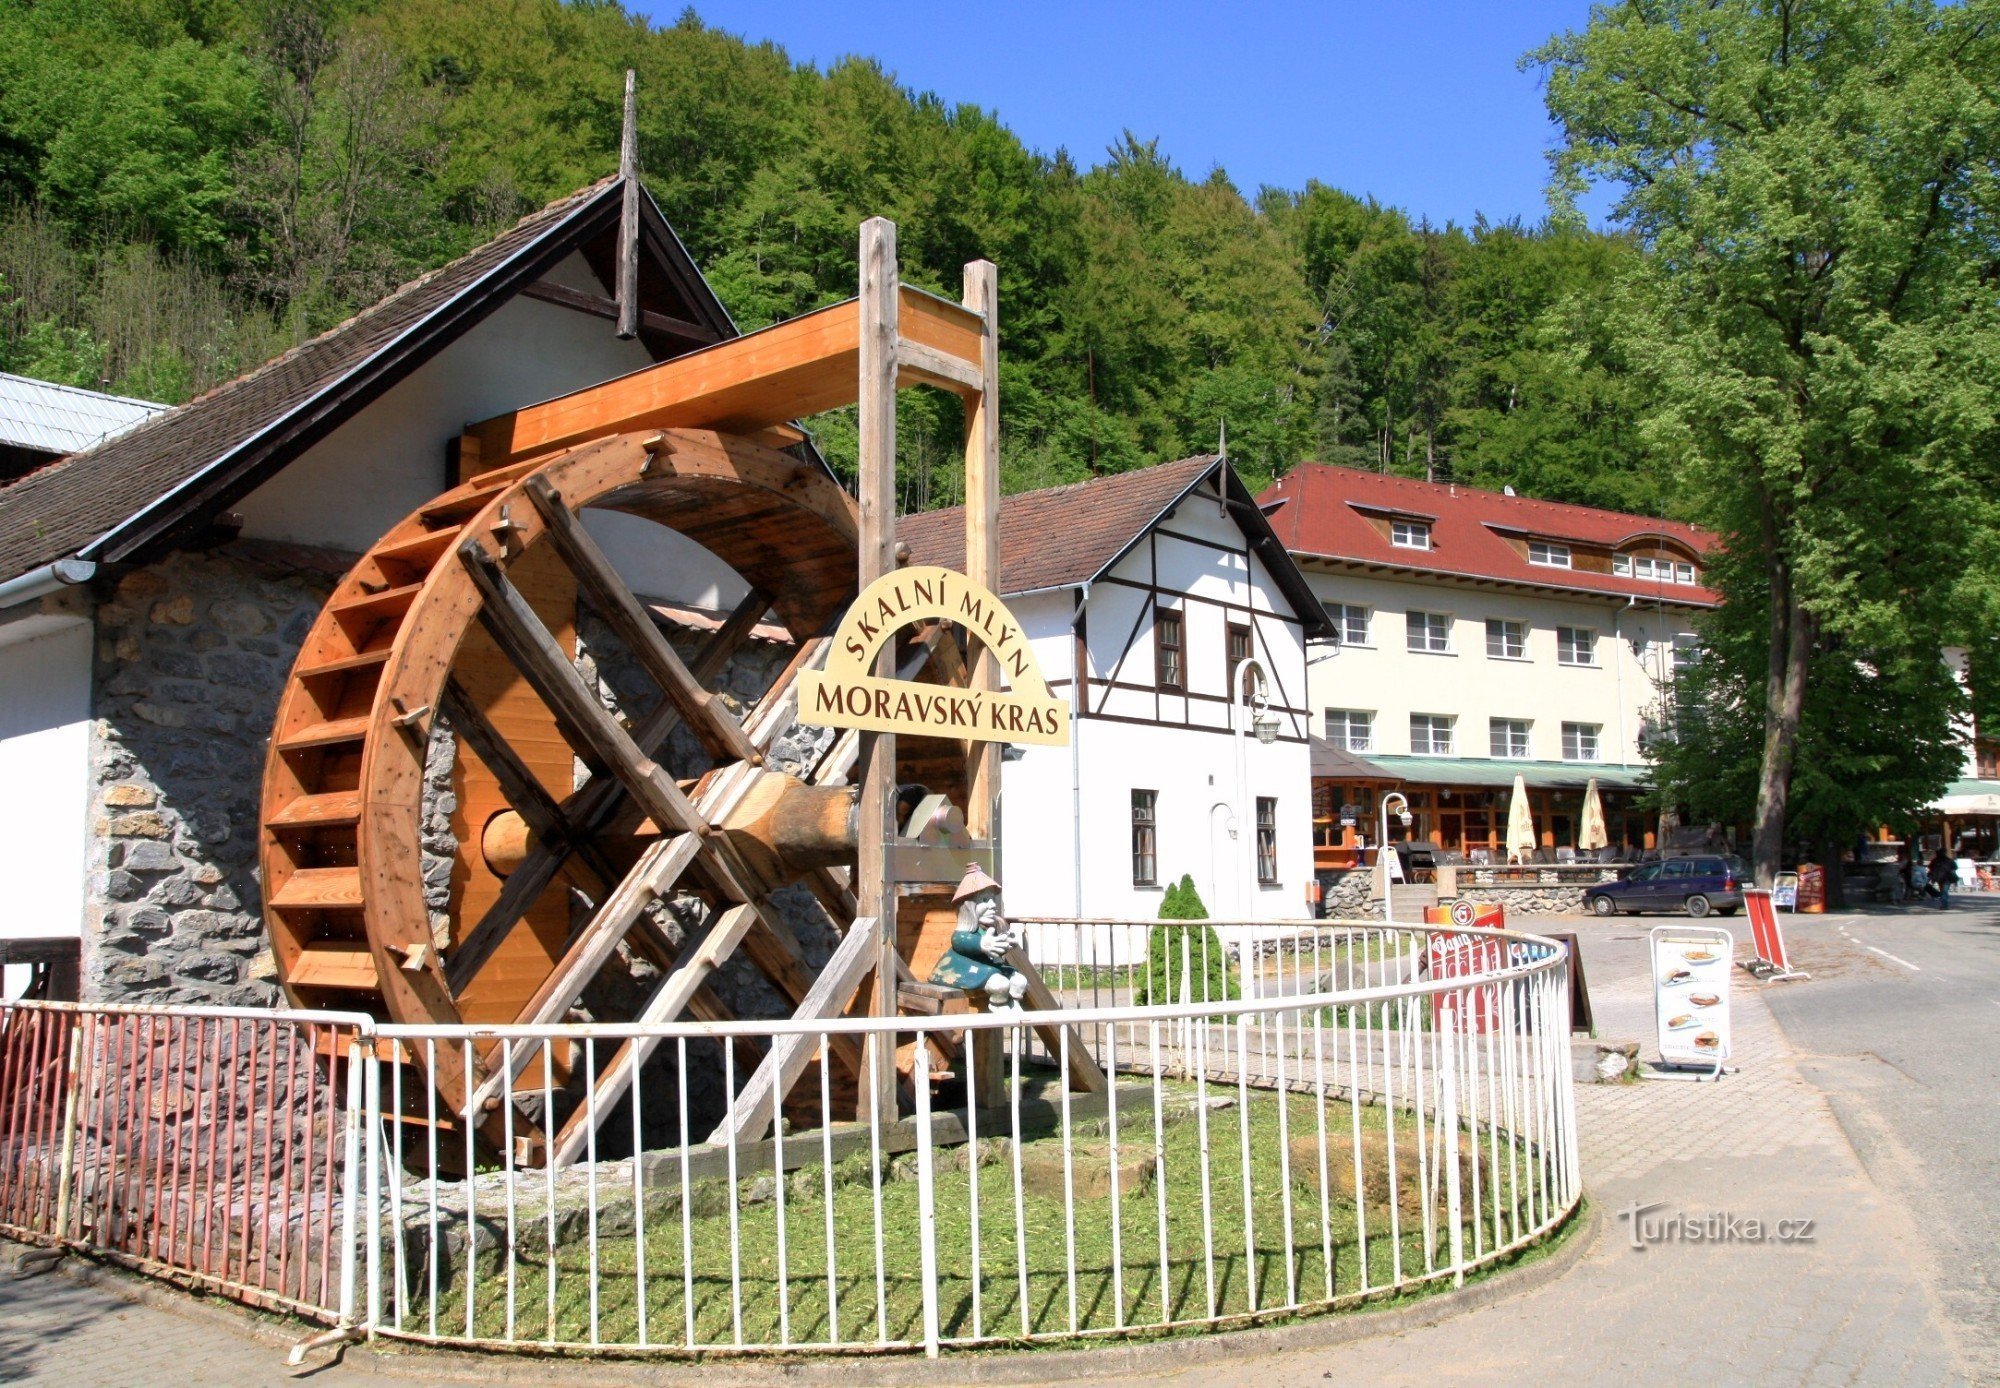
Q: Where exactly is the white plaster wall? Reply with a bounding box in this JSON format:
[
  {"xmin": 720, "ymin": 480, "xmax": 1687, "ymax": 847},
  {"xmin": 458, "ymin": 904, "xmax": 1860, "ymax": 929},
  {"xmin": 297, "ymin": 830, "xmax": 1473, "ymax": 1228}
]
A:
[
  {"xmin": 0, "ymin": 619, "xmax": 91, "ymax": 998},
  {"xmin": 1303, "ymin": 568, "xmax": 1702, "ymax": 766},
  {"xmin": 236, "ymin": 253, "xmax": 747, "ymax": 607}
]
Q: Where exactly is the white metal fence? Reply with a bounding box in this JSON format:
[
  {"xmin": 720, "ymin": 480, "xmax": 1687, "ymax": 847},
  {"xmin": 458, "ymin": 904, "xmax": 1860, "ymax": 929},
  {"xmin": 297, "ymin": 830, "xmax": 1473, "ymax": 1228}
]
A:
[{"xmin": 0, "ymin": 919, "xmax": 1579, "ymax": 1361}]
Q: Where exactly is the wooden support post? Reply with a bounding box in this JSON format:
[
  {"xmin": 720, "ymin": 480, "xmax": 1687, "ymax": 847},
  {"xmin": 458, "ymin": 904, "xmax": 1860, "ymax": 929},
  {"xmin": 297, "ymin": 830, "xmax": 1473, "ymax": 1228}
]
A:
[
  {"xmin": 1006, "ymin": 947, "xmax": 1108, "ymax": 1094},
  {"xmin": 960, "ymin": 258, "xmax": 1006, "ymax": 1111},
  {"xmin": 857, "ymin": 216, "xmax": 900, "ymax": 1127},
  {"xmin": 615, "ymin": 68, "xmax": 640, "ymax": 341}
]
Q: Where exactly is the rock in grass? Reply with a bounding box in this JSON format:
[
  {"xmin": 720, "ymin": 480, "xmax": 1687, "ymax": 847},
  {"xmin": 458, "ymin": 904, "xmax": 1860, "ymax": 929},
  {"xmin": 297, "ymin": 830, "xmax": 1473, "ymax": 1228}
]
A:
[
  {"xmin": 1287, "ymin": 1129, "xmax": 1474, "ymax": 1214},
  {"xmin": 1016, "ymin": 1141, "xmax": 1157, "ymax": 1201}
]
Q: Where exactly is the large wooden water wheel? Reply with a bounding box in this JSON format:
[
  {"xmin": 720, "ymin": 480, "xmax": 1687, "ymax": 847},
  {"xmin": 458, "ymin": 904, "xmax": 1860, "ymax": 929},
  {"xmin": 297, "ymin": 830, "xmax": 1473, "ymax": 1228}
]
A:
[{"xmin": 259, "ymin": 427, "xmax": 872, "ymax": 1160}]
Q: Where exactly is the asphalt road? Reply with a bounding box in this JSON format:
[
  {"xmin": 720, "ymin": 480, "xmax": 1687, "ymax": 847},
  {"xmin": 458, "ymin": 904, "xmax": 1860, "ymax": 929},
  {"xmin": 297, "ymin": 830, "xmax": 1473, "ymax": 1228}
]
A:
[{"xmin": 1756, "ymin": 898, "xmax": 2000, "ymax": 1380}]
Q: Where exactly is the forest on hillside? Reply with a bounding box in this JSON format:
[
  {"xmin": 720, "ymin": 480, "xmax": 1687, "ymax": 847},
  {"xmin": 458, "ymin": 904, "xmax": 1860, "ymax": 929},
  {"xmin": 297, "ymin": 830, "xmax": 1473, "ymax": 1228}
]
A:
[{"xmin": 0, "ymin": 0, "xmax": 1663, "ymax": 514}]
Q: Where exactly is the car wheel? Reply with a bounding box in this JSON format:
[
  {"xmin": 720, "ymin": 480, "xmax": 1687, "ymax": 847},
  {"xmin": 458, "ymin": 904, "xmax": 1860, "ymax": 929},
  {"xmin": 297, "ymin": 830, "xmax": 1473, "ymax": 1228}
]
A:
[
  {"xmin": 1686, "ymin": 894, "xmax": 1712, "ymax": 919},
  {"xmin": 1590, "ymin": 895, "xmax": 1616, "ymax": 917}
]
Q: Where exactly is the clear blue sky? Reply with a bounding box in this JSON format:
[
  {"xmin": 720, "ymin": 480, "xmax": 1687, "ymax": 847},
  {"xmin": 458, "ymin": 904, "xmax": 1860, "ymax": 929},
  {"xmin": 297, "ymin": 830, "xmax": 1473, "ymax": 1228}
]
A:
[{"xmin": 657, "ymin": 1, "xmax": 1601, "ymax": 228}]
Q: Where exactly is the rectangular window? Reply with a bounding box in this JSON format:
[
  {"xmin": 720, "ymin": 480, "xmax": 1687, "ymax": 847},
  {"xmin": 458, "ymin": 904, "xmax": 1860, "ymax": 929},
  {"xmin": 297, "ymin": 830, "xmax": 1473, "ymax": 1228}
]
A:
[
  {"xmin": 1527, "ymin": 541, "xmax": 1571, "ymax": 568},
  {"xmin": 1407, "ymin": 611, "xmax": 1452, "ymax": 653},
  {"xmin": 1557, "ymin": 626, "xmax": 1597, "ymax": 666},
  {"xmin": 1672, "ymin": 633, "xmax": 1701, "ymax": 670},
  {"xmin": 1132, "ymin": 789, "xmax": 1158, "ymax": 886},
  {"xmin": 1256, "ymin": 797, "xmax": 1278, "ymax": 885},
  {"xmin": 1332, "ymin": 603, "xmax": 1371, "ymax": 646},
  {"xmin": 1411, "ymin": 714, "xmax": 1455, "ymax": 755},
  {"xmin": 1490, "ymin": 718, "xmax": 1531, "ymax": 759},
  {"xmin": 1325, "ymin": 709, "xmax": 1374, "ymax": 752},
  {"xmin": 1155, "ymin": 610, "xmax": 1184, "ymax": 690},
  {"xmin": 1562, "ymin": 723, "xmax": 1601, "ymax": 761},
  {"xmin": 1227, "ymin": 622, "xmax": 1252, "ymax": 692},
  {"xmin": 1675, "ymin": 562, "xmax": 1696, "ymax": 585},
  {"xmin": 1485, "ymin": 618, "xmax": 1526, "ymax": 660},
  {"xmin": 1613, "ymin": 555, "xmax": 1632, "ymax": 577},
  {"xmin": 1390, "ymin": 520, "xmax": 1431, "ymax": 550}
]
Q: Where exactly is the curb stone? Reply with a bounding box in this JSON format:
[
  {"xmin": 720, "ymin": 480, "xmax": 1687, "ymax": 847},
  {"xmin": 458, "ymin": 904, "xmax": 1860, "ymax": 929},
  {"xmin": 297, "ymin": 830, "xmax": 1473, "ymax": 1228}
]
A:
[{"xmin": 7, "ymin": 1198, "xmax": 1598, "ymax": 1384}]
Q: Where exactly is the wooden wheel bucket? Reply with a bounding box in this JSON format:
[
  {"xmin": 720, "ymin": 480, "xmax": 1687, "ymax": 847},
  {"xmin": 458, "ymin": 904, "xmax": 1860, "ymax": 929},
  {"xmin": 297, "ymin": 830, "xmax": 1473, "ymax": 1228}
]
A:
[{"xmin": 259, "ymin": 429, "xmax": 860, "ymax": 1158}]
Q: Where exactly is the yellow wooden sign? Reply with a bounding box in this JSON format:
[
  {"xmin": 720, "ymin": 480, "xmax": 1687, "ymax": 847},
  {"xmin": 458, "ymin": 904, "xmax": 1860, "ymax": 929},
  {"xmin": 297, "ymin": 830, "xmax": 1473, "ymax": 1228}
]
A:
[{"xmin": 799, "ymin": 565, "xmax": 1069, "ymax": 745}]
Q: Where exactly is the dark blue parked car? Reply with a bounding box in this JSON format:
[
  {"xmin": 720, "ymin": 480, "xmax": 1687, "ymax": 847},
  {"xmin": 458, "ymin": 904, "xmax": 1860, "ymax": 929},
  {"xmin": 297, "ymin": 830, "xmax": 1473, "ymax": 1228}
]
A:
[{"xmin": 1583, "ymin": 855, "xmax": 1746, "ymax": 918}]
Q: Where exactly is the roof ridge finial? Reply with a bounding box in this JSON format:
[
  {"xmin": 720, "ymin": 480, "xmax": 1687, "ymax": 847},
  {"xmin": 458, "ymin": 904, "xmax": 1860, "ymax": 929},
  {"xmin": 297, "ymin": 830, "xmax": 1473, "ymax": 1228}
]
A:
[{"xmin": 1217, "ymin": 416, "xmax": 1226, "ymax": 463}]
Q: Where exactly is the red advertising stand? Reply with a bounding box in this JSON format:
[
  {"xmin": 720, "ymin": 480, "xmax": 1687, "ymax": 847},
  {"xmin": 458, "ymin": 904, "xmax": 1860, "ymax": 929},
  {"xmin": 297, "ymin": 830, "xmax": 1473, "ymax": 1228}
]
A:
[{"xmin": 1742, "ymin": 888, "xmax": 1810, "ymax": 982}]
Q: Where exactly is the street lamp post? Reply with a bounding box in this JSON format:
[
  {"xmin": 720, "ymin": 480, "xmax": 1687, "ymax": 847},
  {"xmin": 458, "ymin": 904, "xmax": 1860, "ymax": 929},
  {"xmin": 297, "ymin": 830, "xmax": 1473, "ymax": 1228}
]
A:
[
  {"xmin": 1229, "ymin": 657, "xmax": 1277, "ymax": 922},
  {"xmin": 1380, "ymin": 790, "xmax": 1411, "ymax": 922}
]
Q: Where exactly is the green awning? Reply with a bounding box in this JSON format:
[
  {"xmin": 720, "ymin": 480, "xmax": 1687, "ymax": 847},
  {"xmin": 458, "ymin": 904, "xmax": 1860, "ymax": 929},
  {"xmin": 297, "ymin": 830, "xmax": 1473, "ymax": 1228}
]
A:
[{"xmin": 1363, "ymin": 755, "xmax": 1651, "ymax": 794}]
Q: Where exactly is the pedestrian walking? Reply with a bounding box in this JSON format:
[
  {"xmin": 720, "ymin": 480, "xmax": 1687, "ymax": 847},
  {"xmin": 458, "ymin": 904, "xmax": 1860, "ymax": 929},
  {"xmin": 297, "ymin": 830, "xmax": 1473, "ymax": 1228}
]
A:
[{"xmin": 1928, "ymin": 848, "xmax": 1958, "ymax": 908}]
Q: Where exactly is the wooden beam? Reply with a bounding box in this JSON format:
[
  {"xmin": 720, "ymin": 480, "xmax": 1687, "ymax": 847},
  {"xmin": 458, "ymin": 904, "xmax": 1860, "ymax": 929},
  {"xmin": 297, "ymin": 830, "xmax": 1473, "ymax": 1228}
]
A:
[
  {"xmin": 513, "ymin": 835, "xmax": 698, "ymax": 1029},
  {"xmin": 857, "ymin": 216, "xmax": 900, "ymax": 1128},
  {"xmin": 616, "ymin": 69, "xmax": 640, "ymax": 340},
  {"xmin": 520, "ymin": 280, "xmax": 718, "ymax": 346},
  {"xmin": 710, "ymin": 915, "xmax": 882, "ymax": 1146},
  {"xmin": 550, "ymin": 902, "xmax": 761, "ymax": 1165},
  {"xmin": 523, "ymin": 473, "xmax": 762, "ymax": 767},
  {"xmin": 1006, "ymin": 947, "xmax": 1108, "ymax": 1095},
  {"xmin": 464, "ymin": 286, "xmax": 982, "ymax": 465},
  {"xmin": 962, "ymin": 261, "xmax": 1001, "ymax": 844}
]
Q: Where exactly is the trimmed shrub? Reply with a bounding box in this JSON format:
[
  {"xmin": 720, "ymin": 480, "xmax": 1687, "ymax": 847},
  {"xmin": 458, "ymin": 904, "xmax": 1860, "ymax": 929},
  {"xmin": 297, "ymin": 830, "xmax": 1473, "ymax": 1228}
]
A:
[{"xmin": 1138, "ymin": 874, "xmax": 1239, "ymax": 1005}]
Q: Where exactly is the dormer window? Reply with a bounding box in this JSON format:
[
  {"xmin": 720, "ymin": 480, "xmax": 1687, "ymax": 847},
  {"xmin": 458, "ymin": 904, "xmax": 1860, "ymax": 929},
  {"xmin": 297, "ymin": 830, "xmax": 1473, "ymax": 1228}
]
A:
[
  {"xmin": 1615, "ymin": 553, "xmax": 1699, "ymax": 585},
  {"xmin": 1527, "ymin": 541, "xmax": 1571, "ymax": 569},
  {"xmin": 1391, "ymin": 520, "xmax": 1431, "ymax": 550}
]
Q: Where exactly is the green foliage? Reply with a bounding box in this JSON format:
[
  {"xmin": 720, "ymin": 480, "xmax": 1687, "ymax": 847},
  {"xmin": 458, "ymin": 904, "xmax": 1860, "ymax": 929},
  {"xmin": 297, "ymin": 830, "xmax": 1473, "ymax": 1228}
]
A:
[
  {"xmin": 0, "ymin": 0, "xmax": 1654, "ymax": 514},
  {"xmin": 1537, "ymin": 0, "xmax": 2000, "ymax": 870},
  {"xmin": 1139, "ymin": 874, "xmax": 1237, "ymax": 1007}
]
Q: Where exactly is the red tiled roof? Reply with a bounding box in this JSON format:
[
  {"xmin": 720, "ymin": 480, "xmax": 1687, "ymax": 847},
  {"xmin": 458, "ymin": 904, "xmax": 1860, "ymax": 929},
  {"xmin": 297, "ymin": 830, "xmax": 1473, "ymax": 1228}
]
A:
[{"xmin": 1258, "ymin": 463, "xmax": 1720, "ymax": 607}]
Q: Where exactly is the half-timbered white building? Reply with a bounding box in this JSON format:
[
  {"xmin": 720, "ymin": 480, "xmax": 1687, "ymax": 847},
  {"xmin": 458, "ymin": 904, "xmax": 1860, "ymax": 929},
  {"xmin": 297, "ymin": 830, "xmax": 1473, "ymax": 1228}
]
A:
[{"xmin": 902, "ymin": 455, "xmax": 1335, "ymax": 922}]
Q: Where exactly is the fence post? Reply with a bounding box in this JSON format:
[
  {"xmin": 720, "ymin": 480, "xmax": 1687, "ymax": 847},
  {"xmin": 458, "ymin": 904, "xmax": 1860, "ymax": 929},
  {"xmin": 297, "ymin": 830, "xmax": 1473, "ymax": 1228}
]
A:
[
  {"xmin": 336, "ymin": 1031, "xmax": 365, "ymax": 1332},
  {"xmin": 1439, "ymin": 991, "xmax": 1465, "ymax": 1287},
  {"xmin": 914, "ymin": 1034, "xmax": 942, "ymax": 1358},
  {"xmin": 52, "ymin": 1020, "xmax": 83, "ymax": 1244}
]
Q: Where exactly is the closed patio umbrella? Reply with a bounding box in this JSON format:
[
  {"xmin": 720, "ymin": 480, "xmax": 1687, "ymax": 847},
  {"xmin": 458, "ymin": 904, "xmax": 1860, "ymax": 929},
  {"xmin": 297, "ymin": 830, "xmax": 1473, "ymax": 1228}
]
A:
[
  {"xmin": 1579, "ymin": 777, "xmax": 1609, "ymax": 853},
  {"xmin": 1507, "ymin": 774, "xmax": 1537, "ymax": 863}
]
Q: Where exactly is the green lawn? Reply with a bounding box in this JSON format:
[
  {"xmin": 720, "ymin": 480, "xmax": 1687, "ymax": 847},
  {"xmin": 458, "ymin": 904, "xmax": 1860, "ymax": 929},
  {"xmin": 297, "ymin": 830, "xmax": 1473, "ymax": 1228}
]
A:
[{"xmin": 401, "ymin": 1082, "xmax": 1554, "ymax": 1350}]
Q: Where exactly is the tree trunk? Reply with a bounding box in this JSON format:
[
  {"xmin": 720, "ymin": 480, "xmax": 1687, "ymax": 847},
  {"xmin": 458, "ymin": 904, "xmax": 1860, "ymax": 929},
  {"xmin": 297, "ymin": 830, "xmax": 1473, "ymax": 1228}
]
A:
[
  {"xmin": 1818, "ymin": 840, "xmax": 1848, "ymax": 912},
  {"xmin": 1751, "ymin": 535, "xmax": 1815, "ymax": 886}
]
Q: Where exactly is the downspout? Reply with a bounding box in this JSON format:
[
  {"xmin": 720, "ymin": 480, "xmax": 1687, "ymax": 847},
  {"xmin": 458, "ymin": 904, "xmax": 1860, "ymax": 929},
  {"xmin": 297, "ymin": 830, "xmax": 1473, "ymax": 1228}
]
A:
[
  {"xmin": 1072, "ymin": 584, "xmax": 1088, "ymax": 918},
  {"xmin": 0, "ymin": 557, "xmax": 97, "ymax": 612},
  {"xmin": 1612, "ymin": 594, "xmax": 1638, "ymax": 767}
]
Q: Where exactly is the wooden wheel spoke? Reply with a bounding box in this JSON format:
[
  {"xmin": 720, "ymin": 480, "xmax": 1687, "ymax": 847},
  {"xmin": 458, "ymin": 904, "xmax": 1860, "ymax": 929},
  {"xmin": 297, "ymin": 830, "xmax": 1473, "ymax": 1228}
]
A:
[{"xmin": 523, "ymin": 473, "xmax": 763, "ymax": 768}]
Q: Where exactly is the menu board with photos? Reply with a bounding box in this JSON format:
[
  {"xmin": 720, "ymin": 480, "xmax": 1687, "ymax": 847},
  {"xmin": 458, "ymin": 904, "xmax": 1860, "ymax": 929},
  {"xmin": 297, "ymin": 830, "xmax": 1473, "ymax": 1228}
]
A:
[{"xmin": 1650, "ymin": 925, "xmax": 1732, "ymax": 1069}]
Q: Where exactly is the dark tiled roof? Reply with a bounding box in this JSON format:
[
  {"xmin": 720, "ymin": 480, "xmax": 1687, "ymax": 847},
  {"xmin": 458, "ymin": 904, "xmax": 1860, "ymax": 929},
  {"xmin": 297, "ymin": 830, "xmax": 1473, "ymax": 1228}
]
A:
[
  {"xmin": 1308, "ymin": 737, "xmax": 1394, "ymax": 782},
  {"xmin": 1259, "ymin": 463, "xmax": 1720, "ymax": 608},
  {"xmin": 901, "ymin": 455, "xmax": 1334, "ymax": 638},
  {"xmin": 899, "ymin": 456, "xmax": 1220, "ymax": 594},
  {"xmin": 0, "ymin": 177, "xmax": 697, "ymax": 579}
]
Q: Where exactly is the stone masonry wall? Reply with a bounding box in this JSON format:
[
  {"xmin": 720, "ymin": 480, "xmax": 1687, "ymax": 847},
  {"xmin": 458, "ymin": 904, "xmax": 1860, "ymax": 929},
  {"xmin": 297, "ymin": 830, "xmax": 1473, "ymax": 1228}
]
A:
[{"xmin": 86, "ymin": 544, "xmax": 340, "ymax": 1006}]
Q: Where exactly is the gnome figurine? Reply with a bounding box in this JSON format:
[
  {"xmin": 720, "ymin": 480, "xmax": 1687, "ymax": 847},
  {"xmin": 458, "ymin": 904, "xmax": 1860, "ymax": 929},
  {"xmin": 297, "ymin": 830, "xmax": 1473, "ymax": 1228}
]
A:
[{"xmin": 929, "ymin": 863, "xmax": 1028, "ymax": 1012}]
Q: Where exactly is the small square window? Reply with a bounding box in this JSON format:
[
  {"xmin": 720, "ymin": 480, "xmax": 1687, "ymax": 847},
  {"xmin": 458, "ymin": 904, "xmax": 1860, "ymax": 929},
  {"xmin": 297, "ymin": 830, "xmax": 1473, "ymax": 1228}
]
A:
[
  {"xmin": 1613, "ymin": 555, "xmax": 1632, "ymax": 577},
  {"xmin": 1486, "ymin": 618, "xmax": 1526, "ymax": 660},
  {"xmin": 1411, "ymin": 714, "xmax": 1455, "ymax": 755},
  {"xmin": 1332, "ymin": 604, "xmax": 1370, "ymax": 646},
  {"xmin": 1527, "ymin": 541, "xmax": 1571, "ymax": 569},
  {"xmin": 1557, "ymin": 627, "xmax": 1597, "ymax": 666},
  {"xmin": 1325, "ymin": 709, "xmax": 1373, "ymax": 752},
  {"xmin": 1407, "ymin": 611, "xmax": 1452, "ymax": 654},
  {"xmin": 1490, "ymin": 718, "xmax": 1531, "ymax": 759},
  {"xmin": 1391, "ymin": 520, "xmax": 1431, "ymax": 550},
  {"xmin": 1562, "ymin": 723, "xmax": 1601, "ymax": 761},
  {"xmin": 1675, "ymin": 562, "xmax": 1696, "ymax": 585}
]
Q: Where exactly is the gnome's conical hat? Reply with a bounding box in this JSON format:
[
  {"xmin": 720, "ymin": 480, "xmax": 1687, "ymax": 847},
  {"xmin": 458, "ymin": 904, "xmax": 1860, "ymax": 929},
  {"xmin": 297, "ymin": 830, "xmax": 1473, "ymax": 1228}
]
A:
[{"xmin": 953, "ymin": 862, "xmax": 1001, "ymax": 902}]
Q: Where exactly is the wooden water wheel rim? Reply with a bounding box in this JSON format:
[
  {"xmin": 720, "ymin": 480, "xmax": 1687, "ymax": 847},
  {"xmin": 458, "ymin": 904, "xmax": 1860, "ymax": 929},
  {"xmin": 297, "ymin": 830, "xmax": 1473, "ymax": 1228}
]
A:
[{"xmin": 260, "ymin": 428, "xmax": 859, "ymax": 1146}]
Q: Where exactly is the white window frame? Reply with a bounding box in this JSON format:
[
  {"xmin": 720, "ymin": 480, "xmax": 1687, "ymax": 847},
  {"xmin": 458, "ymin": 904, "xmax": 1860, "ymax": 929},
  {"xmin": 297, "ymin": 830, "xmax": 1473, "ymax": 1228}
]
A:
[
  {"xmin": 1527, "ymin": 541, "xmax": 1571, "ymax": 569},
  {"xmin": 1485, "ymin": 618, "xmax": 1526, "ymax": 660},
  {"xmin": 1324, "ymin": 709, "xmax": 1374, "ymax": 752},
  {"xmin": 1675, "ymin": 561, "xmax": 1696, "ymax": 584},
  {"xmin": 1490, "ymin": 718, "xmax": 1532, "ymax": 759},
  {"xmin": 1411, "ymin": 713, "xmax": 1455, "ymax": 756},
  {"xmin": 1406, "ymin": 610, "xmax": 1452, "ymax": 654},
  {"xmin": 1613, "ymin": 554, "xmax": 1632, "ymax": 576},
  {"xmin": 1390, "ymin": 519, "xmax": 1432, "ymax": 550},
  {"xmin": 1562, "ymin": 722, "xmax": 1602, "ymax": 762},
  {"xmin": 1557, "ymin": 626, "xmax": 1598, "ymax": 667},
  {"xmin": 1672, "ymin": 633, "xmax": 1701, "ymax": 671},
  {"xmin": 1332, "ymin": 603, "xmax": 1371, "ymax": 647}
]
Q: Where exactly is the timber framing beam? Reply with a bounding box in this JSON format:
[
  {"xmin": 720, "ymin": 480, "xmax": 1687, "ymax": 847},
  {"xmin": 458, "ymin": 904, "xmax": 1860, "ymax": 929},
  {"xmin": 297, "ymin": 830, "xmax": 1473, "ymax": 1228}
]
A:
[{"xmin": 465, "ymin": 285, "xmax": 987, "ymax": 465}]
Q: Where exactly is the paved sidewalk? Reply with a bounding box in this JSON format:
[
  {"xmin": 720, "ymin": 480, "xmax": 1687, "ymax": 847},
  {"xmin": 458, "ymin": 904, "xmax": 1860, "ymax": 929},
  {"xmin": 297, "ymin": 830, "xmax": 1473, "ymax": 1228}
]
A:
[{"xmin": 0, "ymin": 920, "xmax": 1975, "ymax": 1386}]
